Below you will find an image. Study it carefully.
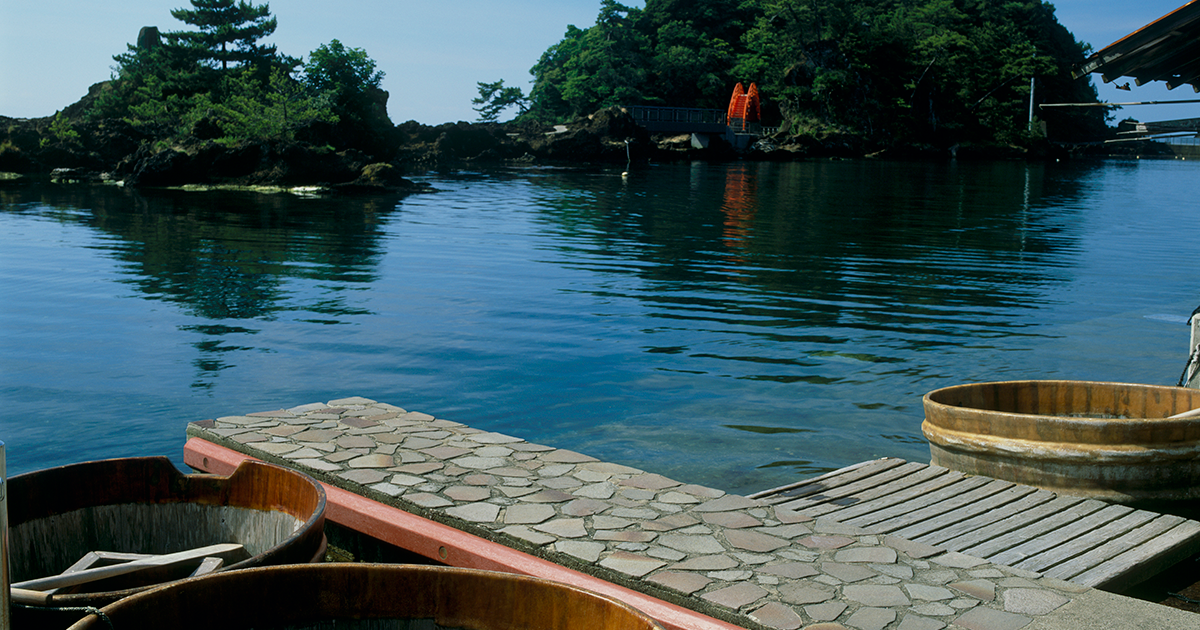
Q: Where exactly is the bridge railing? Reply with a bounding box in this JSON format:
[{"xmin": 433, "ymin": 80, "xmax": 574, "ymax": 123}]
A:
[{"xmin": 627, "ymin": 106, "xmax": 729, "ymax": 133}]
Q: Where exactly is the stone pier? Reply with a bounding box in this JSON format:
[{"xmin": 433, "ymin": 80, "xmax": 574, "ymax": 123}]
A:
[{"xmin": 187, "ymin": 397, "xmax": 1198, "ymax": 630}]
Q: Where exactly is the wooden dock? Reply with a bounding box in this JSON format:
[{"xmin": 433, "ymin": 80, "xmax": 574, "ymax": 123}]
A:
[{"xmin": 747, "ymin": 457, "xmax": 1200, "ymax": 591}]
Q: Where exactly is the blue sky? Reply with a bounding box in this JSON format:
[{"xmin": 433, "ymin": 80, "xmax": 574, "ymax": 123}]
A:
[{"xmin": 1, "ymin": 1, "xmax": 1196, "ymax": 125}]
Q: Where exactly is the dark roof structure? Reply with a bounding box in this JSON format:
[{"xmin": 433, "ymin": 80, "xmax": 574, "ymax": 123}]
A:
[{"xmin": 1075, "ymin": 1, "xmax": 1200, "ymax": 91}]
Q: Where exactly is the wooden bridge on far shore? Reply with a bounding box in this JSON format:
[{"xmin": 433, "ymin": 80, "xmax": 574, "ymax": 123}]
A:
[{"xmin": 627, "ymin": 105, "xmax": 772, "ymax": 149}]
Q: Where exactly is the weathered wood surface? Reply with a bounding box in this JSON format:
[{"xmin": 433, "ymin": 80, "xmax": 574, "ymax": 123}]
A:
[
  {"xmin": 749, "ymin": 457, "xmax": 1200, "ymax": 591},
  {"xmin": 13, "ymin": 543, "xmax": 244, "ymax": 591}
]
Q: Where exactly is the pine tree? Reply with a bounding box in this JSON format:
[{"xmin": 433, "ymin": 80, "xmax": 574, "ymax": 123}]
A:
[{"xmin": 165, "ymin": 0, "xmax": 279, "ymax": 71}]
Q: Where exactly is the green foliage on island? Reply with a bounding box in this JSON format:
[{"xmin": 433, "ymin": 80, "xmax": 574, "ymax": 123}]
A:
[
  {"xmin": 42, "ymin": 112, "xmax": 82, "ymax": 148},
  {"xmin": 472, "ymin": 80, "xmax": 530, "ymax": 123},
  {"xmin": 476, "ymin": 0, "xmax": 1108, "ymax": 148},
  {"xmin": 89, "ymin": 0, "xmax": 385, "ymax": 147}
]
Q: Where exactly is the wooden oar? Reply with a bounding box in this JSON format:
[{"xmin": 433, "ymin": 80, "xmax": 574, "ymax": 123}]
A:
[
  {"xmin": 10, "ymin": 587, "xmax": 52, "ymax": 606},
  {"xmin": 11, "ymin": 543, "xmax": 243, "ymax": 592},
  {"xmin": 1168, "ymin": 407, "xmax": 1200, "ymax": 419}
]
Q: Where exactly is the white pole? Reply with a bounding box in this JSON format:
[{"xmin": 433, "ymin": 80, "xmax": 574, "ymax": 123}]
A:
[{"xmin": 1029, "ymin": 76, "xmax": 1036, "ymax": 129}]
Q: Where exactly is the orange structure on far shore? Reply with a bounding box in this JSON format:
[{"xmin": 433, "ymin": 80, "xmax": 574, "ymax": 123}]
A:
[{"xmin": 726, "ymin": 82, "xmax": 761, "ymax": 131}]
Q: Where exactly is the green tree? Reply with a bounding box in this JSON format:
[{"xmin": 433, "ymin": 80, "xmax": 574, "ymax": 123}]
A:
[
  {"xmin": 303, "ymin": 39, "xmax": 384, "ymax": 121},
  {"xmin": 40, "ymin": 112, "xmax": 81, "ymax": 147},
  {"xmin": 528, "ymin": 1, "xmax": 651, "ymax": 121},
  {"xmin": 301, "ymin": 39, "xmax": 395, "ymax": 156},
  {"xmin": 86, "ymin": 1, "xmax": 404, "ymax": 155},
  {"xmin": 166, "ymin": 0, "xmax": 280, "ymax": 71},
  {"xmin": 522, "ymin": 0, "xmax": 1106, "ymax": 145},
  {"xmin": 526, "ymin": 25, "xmax": 588, "ymax": 121},
  {"xmin": 472, "ymin": 80, "xmax": 529, "ymax": 122},
  {"xmin": 186, "ymin": 68, "xmax": 337, "ymax": 141},
  {"xmin": 649, "ymin": 21, "xmax": 735, "ymax": 108},
  {"xmin": 733, "ymin": 0, "xmax": 1106, "ymax": 146}
]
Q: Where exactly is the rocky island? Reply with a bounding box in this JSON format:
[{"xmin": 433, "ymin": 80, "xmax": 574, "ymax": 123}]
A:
[{"xmin": 0, "ymin": 0, "xmax": 1163, "ymax": 190}]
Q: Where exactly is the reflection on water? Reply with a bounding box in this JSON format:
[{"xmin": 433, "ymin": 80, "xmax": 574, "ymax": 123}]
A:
[
  {"xmin": 3, "ymin": 159, "xmax": 1198, "ymax": 494},
  {"xmin": 720, "ymin": 162, "xmax": 757, "ymax": 257}
]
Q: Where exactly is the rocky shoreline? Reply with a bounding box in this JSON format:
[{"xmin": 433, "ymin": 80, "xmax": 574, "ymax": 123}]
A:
[
  {"xmin": 0, "ymin": 83, "xmax": 1173, "ymax": 192},
  {"xmin": 0, "ymin": 104, "xmax": 663, "ymax": 191}
]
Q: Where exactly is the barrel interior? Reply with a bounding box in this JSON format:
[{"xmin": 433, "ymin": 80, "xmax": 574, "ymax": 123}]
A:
[
  {"xmin": 7, "ymin": 457, "xmax": 324, "ymax": 602},
  {"xmin": 9, "ymin": 503, "xmax": 299, "ymax": 589}
]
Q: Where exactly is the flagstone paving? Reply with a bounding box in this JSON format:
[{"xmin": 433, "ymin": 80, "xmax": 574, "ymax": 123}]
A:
[{"xmin": 186, "ymin": 397, "xmax": 1144, "ymax": 630}]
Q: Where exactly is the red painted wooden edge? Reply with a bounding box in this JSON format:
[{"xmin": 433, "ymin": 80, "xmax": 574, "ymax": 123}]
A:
[{"xmin": 184, "ymin": 437, "xmax": 747, "ymax": 630}]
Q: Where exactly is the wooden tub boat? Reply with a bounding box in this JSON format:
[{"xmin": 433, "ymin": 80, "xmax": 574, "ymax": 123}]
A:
[
  {"xmin": 66, "ymin": 564, "xmax": 664, "ymax": 630},
  {"xmin": 923, "ymin": 380, "xmax": 1200, "ymax": 513},
  {"xmin": 7, "ymin": 456, "xmax": 326, "ymax": 613}
]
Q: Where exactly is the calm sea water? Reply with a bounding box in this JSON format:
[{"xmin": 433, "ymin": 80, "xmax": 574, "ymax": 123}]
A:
[{"xmin": 2, "ymin": 158, "xmax": 1198, "ymax": 494}]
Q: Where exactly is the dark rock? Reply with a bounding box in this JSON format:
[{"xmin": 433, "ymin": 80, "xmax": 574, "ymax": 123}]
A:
[
  {"xmin": 0, "ymin": 140, "xmax": 33, "ymax": 172},
  {"xmin": 355, "ymin": 163, "xmax": 407, "ymax": 186},
  {"xmin": 190, "ymin": 116, "xmax": 224, "ymax": 140},
  {"xmin": 124, "ymin": 147, "xmax": 199, "ymax": 187},
  {"xmin": 50, "ymin": 167, "xmax": 106, "ymax": 182},
  {"xmin": 396, "ymin": 120, "xmax": 442, "ymax": 145},
  {"xmin": 433, "ymin": 123, "xmax": 503, "ymax": 160},
  {"xmin": 332, "ymin": 162, "xmax": 432, "ymax": 194},
  {"xmin": 209, "ymin": 142, "xmax": 265, "ymax": 178},
  {"xmin": 237, "ymin": 142, "xmax": 361, "ymax": 186},
  {"xmin": 526, "ymin": 107, "xmax": 651, "ymax": 162},
  {"xmin": 137, "ymin": 26, "xmax": 160, "ymax": 50}
]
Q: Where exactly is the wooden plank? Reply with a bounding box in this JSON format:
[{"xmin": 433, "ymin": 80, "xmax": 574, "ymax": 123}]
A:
[
  {"xmin": 934, "ymin": 495, "xmax": 1088, "ymax": 552},
  {"xmin": 92, "ymin": 551, "xmax": 156, "ymax": 562},
  {"xmin": 48, "ymin": 550, "xmax": 158, "ymax": 595},
  {"xmin": 864, "ymin": 478, "xmax": 1016, "ymax": 535},
  {"xmin": 834, "ymin": 472, "xmax": 978, "ymax": 528},
  {"xmin": 1043, "ymin": 515, "xmax": 1189, "ymax": 585},
  {"xmin": 756, "ymin": 459, "xmax": 914, "ymax": 508},
  {"xmin": 912, "ymin": 488, "xmax": 1059, "ymax": 547},
  {"xmin": 794, "ymin": 466, "xmax": 962, "ymax": 522},
  {"xmin": 190, "ymin": 556, "xmax": 225, "ymax": 577},
  {"xmin": 1069, "ymin": 519, "xmax": 1200, "ymax": 590},
  {"xmin": 61, "ymin": 551, "xmax": 104, "ymax": 574},
  {"xmin": 844, "ymin": 475, "xmax": 995, "ymax": 530},
  {"xmin": 10, "ymin": 587, "xmax": 51, "ymax": 606},
  {"xmin": 755, "ymin": 456, "xmax": 1200, "ymax": 592},
  {"xmin": 987, "ymin": 503, "xmax": 1134, "ymax": 568},
  {"xmin": 890, "ymin": 484, "xmax": 1039, "ymax": 542},
  {"xmin": 778, "ymin": 461, "xmax": 933, "ymax": 513},
  {"xmin": 748, "ymin": 458, "xmax": 904, "ymax": 502},
  {"xmin": 781, "ymin": 463, "xmax": 943, "ymax": 517},
  {"xmin": 12, "ymin": 543, "xmax": 244, "ymax": 591},
  {"xmin": 1014, "ymin": 510, "xmax": 1160, "ymax": 573},
  {"xmin": 961, "ymin": 499, "xmax": 1110, "ymax": 559}
]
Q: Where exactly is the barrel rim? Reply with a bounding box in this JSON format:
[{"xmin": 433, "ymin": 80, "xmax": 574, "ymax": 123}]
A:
[
  {"xmin": 67, "ymin": 563, "xmax": 667, "ymax": 630},
  {"xmin": 923, "ymin": 379, "xmax": 1200, "ymax": 421}
]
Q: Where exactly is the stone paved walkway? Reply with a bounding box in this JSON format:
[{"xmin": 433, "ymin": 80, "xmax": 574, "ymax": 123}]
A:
[{"xmin": 188, "ymin": 397, "xmax": 1146, "ymax": 630}]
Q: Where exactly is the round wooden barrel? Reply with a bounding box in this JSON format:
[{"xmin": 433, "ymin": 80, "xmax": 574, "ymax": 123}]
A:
[
  {"xmin": 923, "ymin": 380, "xmax": 1200, "ymax": 512},
  {"xmin": 67, "ymin": 564, "xmax": 665, "ymax": 630},
  {"xmin": 8, "ymin": 457, "xmax": 326, "ymax": 609}
]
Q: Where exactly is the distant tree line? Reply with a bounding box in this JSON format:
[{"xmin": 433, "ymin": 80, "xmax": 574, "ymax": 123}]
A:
[
  {"xmin": 475, "ymin": 0, "xmax": 1109, "ymax": 147},
  {"xmin": 90, "ymin": 0, "xmax": 386, "ymax": 148}
]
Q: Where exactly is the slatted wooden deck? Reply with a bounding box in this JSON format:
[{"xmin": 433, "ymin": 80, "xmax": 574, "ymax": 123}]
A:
[{"xmin": 747, "ymin": 457, "xmax": 1200, "ymax": 591}]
